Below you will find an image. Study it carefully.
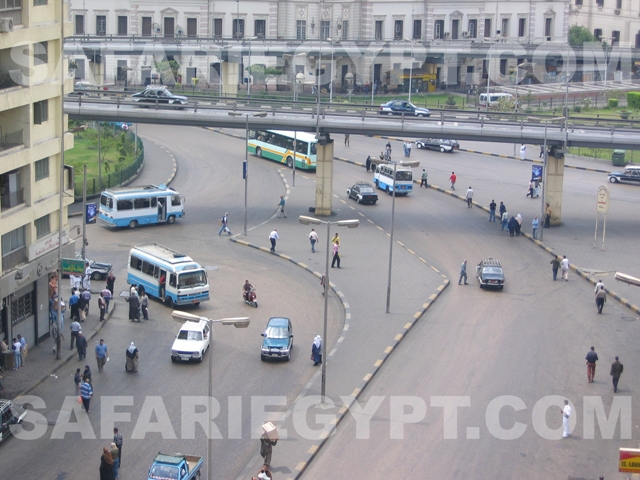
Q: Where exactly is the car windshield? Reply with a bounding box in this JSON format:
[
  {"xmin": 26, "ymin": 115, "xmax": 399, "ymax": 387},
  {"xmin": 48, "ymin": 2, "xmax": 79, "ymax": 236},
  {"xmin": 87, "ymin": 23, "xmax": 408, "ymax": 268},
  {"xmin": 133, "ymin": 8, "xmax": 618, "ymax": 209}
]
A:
[
  {"xmin": 178, "ymin": 330, "xmax": 203, "ymax": 341},
  {"xmin": 149, "ymin": 465, "xmax": 179, "ymax": 479},
  {"xmin": 396, "ymin": 171, "xmax": 412, "ymax": 181},
  {"xmin": 483, "ymin": 267, "xmax": 503, "ymax": 274},
  {"xmin": 265, "ymin": 326, "xmax": 289, "ymax": 339},
  {"xmin": 178, "ymin": 270, "xmax": 207, "ymax": 288}
]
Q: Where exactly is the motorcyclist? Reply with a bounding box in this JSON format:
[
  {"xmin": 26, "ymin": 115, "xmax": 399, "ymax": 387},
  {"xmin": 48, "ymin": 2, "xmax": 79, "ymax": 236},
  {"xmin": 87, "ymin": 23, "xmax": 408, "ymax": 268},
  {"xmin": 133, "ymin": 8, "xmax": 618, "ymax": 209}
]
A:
[{"xmin": 243, "ymin": 280, "xmax": 254, "ymax": 301}]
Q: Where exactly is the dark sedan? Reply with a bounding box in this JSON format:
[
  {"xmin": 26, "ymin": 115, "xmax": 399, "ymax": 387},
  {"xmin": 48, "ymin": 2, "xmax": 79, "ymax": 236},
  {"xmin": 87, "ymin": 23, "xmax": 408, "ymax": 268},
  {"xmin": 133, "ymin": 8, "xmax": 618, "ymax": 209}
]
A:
[
  {"xmin": 0, "ymin": 399, "xmax": 27, "ymax": 443},
  {"xmin": 476, "ymin": 258, "xmax": 505, "ymax": 290},
  {"xmin": 131, "ymin": 86, "xmax": 188, "ymax": 106},
  {"xmin": 347, "ymin": 182, "xmax": 378, "ymax": 204},
  {"xmin": 416, "ymin": 138, "xmax": 460, "ymax": 153},
  {"xmin": 378, "ymin": 100, "xmax": 430, "ymax": 117},
  {"xmin": 608, "ymin": 166, "xmax": 640, "ymax": 184}
]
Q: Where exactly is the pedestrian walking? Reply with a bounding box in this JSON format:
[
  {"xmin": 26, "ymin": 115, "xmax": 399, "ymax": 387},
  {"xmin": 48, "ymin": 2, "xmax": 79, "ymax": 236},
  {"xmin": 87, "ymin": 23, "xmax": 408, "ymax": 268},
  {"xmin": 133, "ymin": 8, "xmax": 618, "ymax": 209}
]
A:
[
  {"xmin": 501, "ymin": 211, "xmax": 509, "ymax": 231},
  {"xmin": 499, "ymin": 201, "xmax": 506, "ymax": 219},
  {"xmin": 344, "ymin": 133, "xmax": 350, "ymax": 146},
  {"xmin": 561, "ymin": 400, "xmax": 571, "ymax": 438},
  {"xmin": 465, "ymin": 186, "xmax": 474, "ymax": 208},
  {"xmin": 458, "ymin": 260, "xmax": 468, "ymax": 285},
  {"xmin": 539, "ymin": 144, "xmax": 544, "ymax": 158},
  {"xmin": 260, "ymin": 434, "xmax": 277, "ymax": 467},
  {"xmin": 125, "ymin": 342, "xmax": 139, "ymax": 373},
  {"xmin": 526, "ymin": 180, "xmax": 534, "ymax": 198},
  {"xmin": 386, "ymin": 141, "xmax": 392, "ymax": 154},
  {"xmin": 106, "ymin": 271, "xmax": 116, "ymax": 298},
  {"xmin": 70, "ymin": 319, "xmax": 81, "ymax": 349},
  {"xmin": 81, "ymin": 288, "xmax": 92, "ymax": 315},
  {"xmin": 95, "ymin": 339, "xmax": 109, "ymax": 373},
  {"xmin": 550, "ymin": 257, "xmax": 560, "ymax": 281},
  {"xmin": 586, "ymin": 346, "xmax": 599, "ymax": 383},
  {"xmin": 99, "ymin": 447, "xmax": 115, "ymax": 480},
  {"xmin": 51, "ymin": 322, "xmax": 63, "ymax": 353},
  {"xmin": 80, "ymin": 377, "xmax": 93, "ymax": 413},
  {"xmin": 125, "ymin": 294, "xmax": 140, "ymax": 322},
  {"xmin": 594, "ymin": 279, "xmax": 605, "ymax": 293},
  {"xmin": 76, "ymin": 331, "xmax": 88, "ymax": 360},
  {"xmin": 140, "ymin": 291, "xmax": 149, "ymax": 320},
  {"xmin": 218, "ymin": 213, "xmax": 232, "ymax": 235},
  {"xmin": 610, "ymin": 356, "xmax": 624, "ymax": 393},
  {"xmin": 110, "ymin": 442, "xmax": 120, "ymax": 479},
  {"xmin": 595, "ymin": 285, "xmax": 606, "ymax": 314},
  {"xmin": 489, "ymin": 200, "xmax": 496, "ymax": 222},
  {"xmin": 515, "ymin": 214, "xmax": 522, "ymax": 236},
  {"xmin": 101, "ymin": 287, "xmax": 112, "ymax": 314},
  {"xmin": 532, "ymin": 217, "xmax": 539, "ymax": 239},
  {"xmin": 520, "ymin": 144, "xmax": 526, "ymax": 160},
  {"xmin": 257, "ymin": 465, "xmax": 273, "ymax": 480},
  {"xmin": 311, "ymin": 335, "xmax": 322, "ymax": 365},
  {"xmin": 74, "ymin": 368, "xmax": 82, "ymax": 396},
  {"xmin": 420, "ymin": 169, "xmax": 428, "ymax": 188},
  {"xmin": 449, "ymin": 171, "xmax": 457, "ymax": 190},
  {"xmin": 83, "ymin": 261, "xmax": 92, "ymax": 291},
  {"xmin": 113, "ymin": 427, "xmax": 123, "ymax": 467},
  {"xmin": 365, "ymin": 155, "xmax": 372, "ymax": 172},
  {"xmin": 320, "ymin": 273, "xmax": 326, "ymax": 296},
  {"xmin": 332, "ymin": 233, "xmax": 340, "ymax": 246},
  {"xmin": 83, "ymin": 365, "xmax": 92, "ymax": 385},
  {"xmin": 308, "ymin": 229, "xmax": 318, "ymax": 253},
  {"xmin": 17, "ymin": 334, "xmax": 26, "ymax": 366},
  {"xmin": 561, "ymin": 255, "xmax": 569, "ymax": 281},
  {"xmin": 544, "ymin": 203, "xmax": 552, "ymax": 228},
  {"xmin": 277, "ymin": 196, "xmax": 287, "ymax": 218},
  {"xmin": 98, "ymin": 292, "xmax": 106, "ymax": 321},
  {"xmin": 331, "ymin": 242, "xmax": 340, "ymax": 268},
  {"xmin": 269, "ymin": 229, "xmax": 279, "ymax": 252},
  {"xmin": 407, "ymin": 141, "xmax": 412, "ymax": 157},
  {"xmin": 508, "ymin": 216, "xmax": 517, "ymax": 237}
]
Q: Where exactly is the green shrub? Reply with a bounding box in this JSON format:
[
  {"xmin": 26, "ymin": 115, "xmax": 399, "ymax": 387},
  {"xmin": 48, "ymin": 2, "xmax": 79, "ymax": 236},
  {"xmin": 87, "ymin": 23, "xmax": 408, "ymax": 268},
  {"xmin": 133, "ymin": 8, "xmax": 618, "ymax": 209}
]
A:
[
  {"xmin": 619, "ymin": 110, "xmax": 631, "ymax": 119},
  {"xmin": 627, "ymin": 92, "xmax": 640, "ymax": 112},
  {"xmin": 573, "ymin": 105, "xmax": 582, "ymax": 113},
  {"xmin": 445, "ymin": 95, "xmax": 457, "ymax": 106},
  {"xmin": 608, "ymin": 98, "xmax": 619, "ymax": 108}
]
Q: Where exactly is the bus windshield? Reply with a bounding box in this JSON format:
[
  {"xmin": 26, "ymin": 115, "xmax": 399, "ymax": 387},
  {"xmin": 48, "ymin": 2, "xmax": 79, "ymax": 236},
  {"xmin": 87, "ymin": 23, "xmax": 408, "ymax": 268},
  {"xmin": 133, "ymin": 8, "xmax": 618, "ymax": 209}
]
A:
[
  {"xmin": 178, "ymin": 270, "xmax": 207, "ymax": 288},
  {"xmin": 396, "ymin": 171, "xmax": 412, "ymax": 181}
]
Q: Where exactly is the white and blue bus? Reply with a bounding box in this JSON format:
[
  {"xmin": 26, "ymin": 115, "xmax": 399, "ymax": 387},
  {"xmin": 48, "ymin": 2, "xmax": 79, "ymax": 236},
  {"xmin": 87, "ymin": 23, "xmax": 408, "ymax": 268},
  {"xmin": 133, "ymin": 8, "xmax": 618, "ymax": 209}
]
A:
[
  {"xmin": 98, "ymin": 184, "xmax": 185, "ymax": 228},
  {"xmin": 373, "ymin": 163, "xmax": 414, "ymax": 195},
  {"xmin": 127, "ymin": 243, "xmax": 209, "ymax": 307}
]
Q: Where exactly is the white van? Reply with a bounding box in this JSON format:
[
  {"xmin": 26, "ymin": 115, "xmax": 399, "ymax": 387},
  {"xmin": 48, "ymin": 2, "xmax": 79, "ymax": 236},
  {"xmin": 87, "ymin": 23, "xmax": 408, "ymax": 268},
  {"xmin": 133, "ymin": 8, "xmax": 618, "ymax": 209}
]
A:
[{"xmin": 479, "ymin": 92, "xmax": 514, "ymax": 108}]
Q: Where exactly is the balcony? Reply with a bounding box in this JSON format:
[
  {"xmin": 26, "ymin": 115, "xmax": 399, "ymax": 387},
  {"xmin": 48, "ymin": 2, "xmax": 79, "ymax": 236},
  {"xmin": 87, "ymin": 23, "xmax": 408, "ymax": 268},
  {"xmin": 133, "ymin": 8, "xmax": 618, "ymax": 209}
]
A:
[
  {"xmin": 2, "ymin": 245, "xmax": 26, "ymax": 273},
  {"xmin": 0, "ymin": 1, "xmax": 22, "ymax": 27},
  {"xmin": 0, "ymin": 186, "xmax": 23, "ymax": 211},
  {"xmin": 0, "ymin": 128, "xmax": 23, "ymax": 153}
]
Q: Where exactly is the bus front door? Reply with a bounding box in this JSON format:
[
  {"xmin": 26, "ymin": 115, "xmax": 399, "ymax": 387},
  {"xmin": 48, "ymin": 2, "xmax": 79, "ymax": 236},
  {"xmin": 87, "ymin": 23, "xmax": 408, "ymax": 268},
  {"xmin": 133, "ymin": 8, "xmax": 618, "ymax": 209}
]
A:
[{"xmin": 158, "ymin": 198, "xmax": 166, "ymax": 222}]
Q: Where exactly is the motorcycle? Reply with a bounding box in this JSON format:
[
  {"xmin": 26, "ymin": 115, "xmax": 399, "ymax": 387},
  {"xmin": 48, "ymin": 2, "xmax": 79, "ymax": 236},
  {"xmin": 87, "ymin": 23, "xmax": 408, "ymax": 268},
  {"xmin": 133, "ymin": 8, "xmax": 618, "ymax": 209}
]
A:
[{"xmin": 243, "ymin": 287, "xmax": 258, "ymax": 308}]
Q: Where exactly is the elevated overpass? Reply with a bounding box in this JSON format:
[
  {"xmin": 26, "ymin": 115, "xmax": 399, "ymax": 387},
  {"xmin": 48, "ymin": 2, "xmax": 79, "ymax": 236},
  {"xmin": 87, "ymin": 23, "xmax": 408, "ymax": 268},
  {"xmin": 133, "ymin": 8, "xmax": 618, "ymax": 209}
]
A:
[{"xmin": 65, "ymin": 96, "xmax": 638, "ymax": 221}]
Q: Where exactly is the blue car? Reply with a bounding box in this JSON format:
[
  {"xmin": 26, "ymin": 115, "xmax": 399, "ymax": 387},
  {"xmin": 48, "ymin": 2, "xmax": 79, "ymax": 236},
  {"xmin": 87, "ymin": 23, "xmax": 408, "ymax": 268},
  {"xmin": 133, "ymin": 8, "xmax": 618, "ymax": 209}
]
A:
[{"xmin": 261, "ymin": 317, "xmax": 293, "ymax": 361}]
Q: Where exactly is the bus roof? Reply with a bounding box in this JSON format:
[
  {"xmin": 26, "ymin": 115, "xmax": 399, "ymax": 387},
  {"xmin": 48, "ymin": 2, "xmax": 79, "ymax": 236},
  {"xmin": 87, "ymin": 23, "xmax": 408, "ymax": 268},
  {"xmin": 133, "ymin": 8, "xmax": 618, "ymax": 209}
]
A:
[
  {"xmin": 131, "ymin": 243, "xmax": 194, "ymax": 264},
  {"xmin": 268, "ymin": 130, "xmax": 317, "ymax": 143},
  {"xmin": 102, "ymin": 184, "xmax": 177, "ymax": 198}
]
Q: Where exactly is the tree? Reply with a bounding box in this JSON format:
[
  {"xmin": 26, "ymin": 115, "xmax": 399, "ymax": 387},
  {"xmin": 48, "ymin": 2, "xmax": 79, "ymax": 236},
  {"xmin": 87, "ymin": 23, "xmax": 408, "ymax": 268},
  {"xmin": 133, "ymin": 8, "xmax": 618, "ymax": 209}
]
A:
[
  {"xmin": 247, "ymin": 64, "xmax": 283, "ymax": 91},
  {"xmin": 87, "ymin": 129, "xmax": 118, "ymax": 164},
  {"xmin": 154, "ymin": 59, "xmax": 181, "ymax": 85},
  {"xmin": 627, "ymin": 92, "xmax": 640, "ymax": 116},
  {"xmin": 569, "ymin": 25, "xmax": 597, "ymax": 46}
]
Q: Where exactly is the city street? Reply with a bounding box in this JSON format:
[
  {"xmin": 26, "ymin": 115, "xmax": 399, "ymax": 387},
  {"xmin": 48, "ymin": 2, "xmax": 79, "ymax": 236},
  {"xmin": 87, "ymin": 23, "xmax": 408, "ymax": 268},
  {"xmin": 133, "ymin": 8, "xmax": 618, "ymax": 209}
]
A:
[{"xmin": 4, "ymin": 125, "xmax": 640, "ymax": 479}]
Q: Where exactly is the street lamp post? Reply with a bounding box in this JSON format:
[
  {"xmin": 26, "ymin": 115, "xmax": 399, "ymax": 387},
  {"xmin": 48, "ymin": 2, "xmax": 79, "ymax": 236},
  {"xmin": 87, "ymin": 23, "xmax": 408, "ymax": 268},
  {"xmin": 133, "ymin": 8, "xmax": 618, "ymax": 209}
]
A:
[
  {"xmin": 327, "ymin": 38, "xmax": 334, "ymax": 103},
  {"xmin": 298, "ymin": 215, "xmax": 359, "ymax": 404},
  {"xmin": 171, "ymin": 311, "xmax": 249, "ymax": 480},
  {"xmin": 370, "ymin": 47, "xmax": 383, "ymax": 105},
  {"xmin": 228, "ymin": 112, "xmax": 268, "ymax": 236},
  {"xmin": 316, "ymin": 38, "xmax": 323, "ymax": 136},
  {"xmin": 245, "ymin": 37, "xmax": 257, "ymax": 98},
  {"xmin": 404, "ymin": 38, "xmax": 416, "ymax": 102},
  {"xmin": 386, "ymin": 160, "xmax": 420, "ymax": 313}
]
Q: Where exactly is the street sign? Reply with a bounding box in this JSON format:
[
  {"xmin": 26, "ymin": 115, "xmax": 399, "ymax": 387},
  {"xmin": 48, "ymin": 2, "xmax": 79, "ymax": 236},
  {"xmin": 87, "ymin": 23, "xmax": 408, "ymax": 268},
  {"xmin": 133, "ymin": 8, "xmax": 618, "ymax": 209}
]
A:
[
  {"xmin": 61, "ymin": 258, "xmax": 84, "ymax": 276},
  {"xmin": 619, "ymin": 448, "xmax": 640, "ymax": 473},
  {"xmin": 596, "ymin": 185, "xmax": 610, "ymax": 214}
]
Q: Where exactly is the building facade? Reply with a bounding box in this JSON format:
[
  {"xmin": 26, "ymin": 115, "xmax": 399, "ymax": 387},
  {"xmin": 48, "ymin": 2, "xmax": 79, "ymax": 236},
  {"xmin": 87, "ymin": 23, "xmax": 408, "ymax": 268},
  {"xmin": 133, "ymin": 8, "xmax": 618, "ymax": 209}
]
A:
[
  {"xmin": 0, "ymin": 0, "xmax": 75, "ymax": 349},
  {"xmin": 570, "ymin": 0, "xmax": 640, "ymax": 48},
  {"xmin": 67, "ymin": 0, "xmax": 569, "ymax": 91}
]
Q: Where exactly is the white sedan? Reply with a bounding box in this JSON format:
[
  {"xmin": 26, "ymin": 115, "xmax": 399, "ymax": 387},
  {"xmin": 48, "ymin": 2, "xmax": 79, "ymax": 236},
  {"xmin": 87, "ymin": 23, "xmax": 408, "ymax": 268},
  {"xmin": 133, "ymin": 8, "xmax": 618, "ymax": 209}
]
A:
[{"xmin": 170, "ymin": 320, "xmax": 211, "ymax": 363}]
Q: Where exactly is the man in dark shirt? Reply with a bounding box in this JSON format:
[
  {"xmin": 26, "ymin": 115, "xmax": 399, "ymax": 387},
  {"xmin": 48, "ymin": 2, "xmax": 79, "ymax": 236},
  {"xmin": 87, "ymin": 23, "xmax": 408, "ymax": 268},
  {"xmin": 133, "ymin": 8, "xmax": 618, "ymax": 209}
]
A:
[
  {"xmin": 550, "ymin": 257, "xmax": 560, "ymax": 281},
  {"xmin": 586, "ymin": 346, "xmax": 599, "ymax": 383},
  {"xmin": 610, "ymin": 356, "xmax": 624, "ymax": 393}
]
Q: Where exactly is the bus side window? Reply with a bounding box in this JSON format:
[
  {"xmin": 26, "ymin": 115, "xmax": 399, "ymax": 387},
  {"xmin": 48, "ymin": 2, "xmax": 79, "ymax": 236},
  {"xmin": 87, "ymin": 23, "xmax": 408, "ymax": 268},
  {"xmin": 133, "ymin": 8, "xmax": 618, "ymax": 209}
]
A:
[
  {"xmin": 117, "ymin": 199, "xmax": 133, "ymax": 210},
  {"xmin": 142, "ymin": 261, "xmax": 154, "ymax": 276},
  {"xmin": 134, "ymin": 198, "xmax": 150, "ymax": 209},
  {"xmin": 169, "ymin": 274, "xmax": 176, "ymax": 287},
  {"xmin": 153, "ymin": 266, "xmax": 160, "ymax": 279},
  {"xmin": 171, "ymin": 196, "xmax": 181, "ymax": 206},
  {"xmin": 151, "ymin": 197, "xmax": 157, "ymax": 208},
  {"xmin": 130, "ymin": 255, "xmax": 142, "ymax": 271}
]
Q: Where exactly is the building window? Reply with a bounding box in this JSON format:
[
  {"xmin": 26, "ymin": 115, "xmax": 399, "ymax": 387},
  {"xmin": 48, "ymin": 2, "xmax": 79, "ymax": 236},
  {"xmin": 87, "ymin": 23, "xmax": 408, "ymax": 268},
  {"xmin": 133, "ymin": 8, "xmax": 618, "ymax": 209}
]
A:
[
  {"xmin": 394, "ymin": 20, "xmax": 403, "ymax": 40},
  {"xmin": 413, "ymin": 20, "xmax": 421, "ymax": 40},
  {"xmin": 34, "ymin": 0, "xmax": 48, "ymax": 5},
  {"xmin": 213, "ymin": 18, "xmax": 222, "ymax": 38},
  {"xmin": 142, "ymin": 17, "xmax": 152, "ymax": 36},
  {"xmin": 34, "ymin": 42, "xmax": 48, "ymax": 65},
  {"xmin": 612, "ymin": 30, "xmax": 620, "ymax": 45},
  {"xmin": 187, "ymin": 18, "xmax": 197, "ymax": 37},
  {"xmin": 35, "ymin": 157, "xmax": 49, "ymax": 181},
  {"xmin": 321, "ymin": 20, "xmax": 330, "ymax": 40},
  {"xmin": 594, "ymin": 28, "xmax": 602, "ymax": 40},
  {"xmin": 0, "ymin": 170, "xmax": 23, "ymax": 212},
  {"xmin": 233, "ymin": 18, "xmax": 244, "ymax": 38},
  {"xmin": 501, "ymin": 18, "xmax": 509, "ymax": 37},
  {"xmin": 164, "ymin": 17, "xmax": 175, "ymax": 37},
  {"xmin": 616, "ymin": 0, "xmax": 622, "ymax": 8},
  {"xmin": 11, "ymin": 290, "xmax": 34, "ymax": 327},
  {"xmin": 484, "ymin": 19, "xmax": 491, "ymax": 38},
  {"xmin": 96, "ymin": 15, "xmax": 106, "ymax": 35},
  {"xmin": 575, "ymin": 0, "xmax": 583, "ymax": 4},
  {"xmin": 434, "ymin": 20, "xmax": 444, "ymax": 39},
  {"xmin": 75, "ymin": 15, "xmax": 84, "ymax": 35},
  {"xmin": 2, "ymin": 226, "xmax": 26, "ymax": 272},
  {"xmin": 341, "ymin": 20, "xmax": 349, "ymax": 40},
  {"xmin": 35, "ymin": 214, "xmax": 50, "ymax": 239},
  {"xmin": 296, "ymin": 20, "xmax": 306, "ymax": 40},
  {"xmin": 500, "ymin": 59, "xmax": 507, "ymax": 75},
  {"xmin": 34, "ymin": 100, "xmax": 48, "ymax": 124},
  {"xmin": 375, "ymin": 20, "xmax": 383, "ymax": 40},
  {"xmin": 255, "ymin": 19, "xmax": 266, "ymax": 38},
  {"xmin": 117, "ymin": 16, "xmax": 127, "ymax": 36},
  {"xmin": 451, "ymin": 19, "xmax": 459, "ymax": 39},
  {"xmin": 518, "ymin": 18, "xmax": 526, "ymax": 37},
  {"xmin": 544, "ymin": 18, "xmax": 552, "ymax": 38},
  {"xmin": 596, "ymin": 0, "xmax": 603, "ymax": 7},
  {"xmin": 468, "ymin": 19, "xmax": 477, "ymax": 38}
]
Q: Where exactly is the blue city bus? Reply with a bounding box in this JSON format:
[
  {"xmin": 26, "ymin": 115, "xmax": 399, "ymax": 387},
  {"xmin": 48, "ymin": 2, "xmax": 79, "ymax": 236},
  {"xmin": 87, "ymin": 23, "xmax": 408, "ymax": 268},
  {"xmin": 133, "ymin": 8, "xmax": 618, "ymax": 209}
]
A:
[
  {"xmin": 98, "ymin": 184, "xmax": 185, "ymax": 228},
  {"xmin": 373, "ymin": 163, "xmax": 414, "ymax": 195},
  {"xmin": 127, "ymin": 243, "xmax": 209, "ymax": 307}
]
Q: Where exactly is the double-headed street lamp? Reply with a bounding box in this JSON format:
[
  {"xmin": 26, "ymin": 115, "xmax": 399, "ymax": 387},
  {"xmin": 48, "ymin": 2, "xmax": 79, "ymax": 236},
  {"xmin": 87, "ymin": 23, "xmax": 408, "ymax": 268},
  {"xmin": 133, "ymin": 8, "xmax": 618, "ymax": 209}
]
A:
[
  {"xmin": 403, "ymin": 38, "xmax": 416, "ymax": 102},
  {"xmin": 228, "ymin": 111, "xmax": 268, "ymax": 236},
  {"xmin": 298, "ymin": 215, "xmax": 359, "ymax": 404},
  {"xmin": 171, "ymin": 311, "xmax": 250, "ymax": 480},
  {"xmin": 386, "ymin": 160, "xmax": 420, "ymax": 313}
]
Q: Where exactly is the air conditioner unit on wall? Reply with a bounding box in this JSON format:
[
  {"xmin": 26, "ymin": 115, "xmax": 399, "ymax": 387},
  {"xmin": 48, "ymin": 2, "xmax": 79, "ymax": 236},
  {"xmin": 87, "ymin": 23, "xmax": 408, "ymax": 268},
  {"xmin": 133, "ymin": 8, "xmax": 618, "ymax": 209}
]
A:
[
  {"xmin": 0, "ymin": 18, "xmax": 13, "ymax": 33},
  {"xmin": 462, "ymin": 31, "xmax": 469, "ymax": 38},
  {"xmin": 614, "ymin": 8, "xmax": 620, "ymax": 14},
  {"xmin": 444, "ymin": 32, "xmax": 450, "ymax": 38}
]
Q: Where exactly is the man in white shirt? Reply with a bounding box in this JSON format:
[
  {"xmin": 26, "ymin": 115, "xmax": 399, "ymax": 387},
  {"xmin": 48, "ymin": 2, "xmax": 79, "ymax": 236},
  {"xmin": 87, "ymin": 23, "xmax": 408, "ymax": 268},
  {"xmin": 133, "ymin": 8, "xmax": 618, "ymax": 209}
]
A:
[
  {"xmin": 562, "ymin": 400, "xmax": 571, "ymax": 438},
  {"xmin": 269, "ymin": 229, "xmax": 279, "ymax": 253},
  {"xmin": 594, "ymin": 279, "xmax": 605, "ymax": 293},
  {"xmin": 561, "ymin": 256, "xmax": 570, "ymax": 281},
  {"xmin": 308, "ymin": 229, "xmax": 318, "ymax": 253},
  {"xmin": 465, "ymin": 187, "xmax": 474, "ymax": 208}
]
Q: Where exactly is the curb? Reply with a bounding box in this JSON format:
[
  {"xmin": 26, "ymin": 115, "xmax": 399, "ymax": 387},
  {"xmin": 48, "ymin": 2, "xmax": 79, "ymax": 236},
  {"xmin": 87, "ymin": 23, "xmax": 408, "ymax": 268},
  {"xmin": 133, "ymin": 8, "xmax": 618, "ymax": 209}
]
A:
[{"xmin": 15, "ymin": 303, "xmax": 116, "ymax": 398}]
